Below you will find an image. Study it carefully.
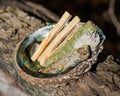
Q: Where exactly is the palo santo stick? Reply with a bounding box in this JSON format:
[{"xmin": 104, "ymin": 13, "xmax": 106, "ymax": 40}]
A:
[
  {"xmin": 31, "ymin": 11, "xmax": 71, "ymax": 61},
  {"xmin": 46, "ymin": 23, "xmax": 82, "ymax": 59},
  {"xmin": 38, "ymin": 16, "xmax": 80, "ymax": 66}
]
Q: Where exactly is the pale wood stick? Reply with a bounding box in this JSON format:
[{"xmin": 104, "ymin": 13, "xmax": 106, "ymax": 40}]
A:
[
  {"xmin": 31, "ymin": 11, "xmax": 71, "ymax": 61},
  {"xmin": 46, "ymin": 23, "xmax": 82, "ymax": 59},
  {"xmin": 38, "ymin": 16, "xmax": 80, "ymax": 65}
]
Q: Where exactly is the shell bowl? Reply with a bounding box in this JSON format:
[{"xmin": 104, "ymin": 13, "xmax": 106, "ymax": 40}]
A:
[{"xmin": 14, "ymin": 22, "xmax": 106, "ymax": 87}]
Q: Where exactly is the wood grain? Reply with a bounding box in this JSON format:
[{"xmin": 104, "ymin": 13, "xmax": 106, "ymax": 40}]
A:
[
  {"xmin": 38, "ymin": 16, "xmax": 80, "ymax": 65},
  {"xmin": 31, "ymin": 11, "xmax": 71, "ymax": 61}
]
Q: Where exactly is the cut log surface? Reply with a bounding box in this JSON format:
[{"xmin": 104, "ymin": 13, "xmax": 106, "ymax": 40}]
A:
[{"xmin": 0, "ymin": 6, "xmax": 120, "ymax": 96}]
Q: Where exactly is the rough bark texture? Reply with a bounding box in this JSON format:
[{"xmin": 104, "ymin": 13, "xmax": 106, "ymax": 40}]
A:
[
  {"xmin": 0, "ymin": 7, "xmax": 120, "ymax": 96},
  {"xmin": 0, "ymin": 0, "xmax": 59, "ymax": 22}
]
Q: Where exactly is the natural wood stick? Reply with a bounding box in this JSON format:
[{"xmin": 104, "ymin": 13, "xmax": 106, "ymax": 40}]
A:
[
  {"xmin": 38, "ymin": 16, "xmax": 80, "ymax": 66},
  {"xmin": 46, "ymin": 23, "xmax": 82, "ymax": 59},
  {"xmin": 31, "ymin": 11, "xmax": 71, "ymax": 61}
]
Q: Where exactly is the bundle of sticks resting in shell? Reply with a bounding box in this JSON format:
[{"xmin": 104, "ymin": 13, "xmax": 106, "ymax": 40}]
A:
[{"xmin": 31, "ymin": 11, "xmax": 106, "ymax": 74}]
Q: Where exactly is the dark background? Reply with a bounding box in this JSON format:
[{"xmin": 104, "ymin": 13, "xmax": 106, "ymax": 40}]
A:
[{"xmin": 0, "ymin": 0, "xmax": 120, "ymax": 55}]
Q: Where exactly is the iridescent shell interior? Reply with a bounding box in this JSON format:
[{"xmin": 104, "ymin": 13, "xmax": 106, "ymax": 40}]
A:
[
  {"xmin": 16, "ymin": 24, "xmax": 55, "ymax": 78},
  {"xmin": 16, "ymin": 23, "xmax": 106, "ymax": 78}
]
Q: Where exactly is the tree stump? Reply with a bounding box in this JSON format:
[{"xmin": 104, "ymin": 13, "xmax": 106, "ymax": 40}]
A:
[{"xmin": 0, "ymin": 7, "xmax": 120, "ymax": 96}]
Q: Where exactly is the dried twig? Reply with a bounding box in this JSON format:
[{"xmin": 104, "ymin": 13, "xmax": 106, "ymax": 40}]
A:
[{"xmin": 108, "ymin": 0, "xmax": 120, "ymax": 36}]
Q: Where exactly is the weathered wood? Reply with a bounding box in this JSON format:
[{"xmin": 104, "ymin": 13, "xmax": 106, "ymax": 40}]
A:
[
  {"xmin": 0, "ymin": 7, "xmax": 120, "ymax": 96},
  {"xmin": 0, "ymin": 0, "xmax": 59, "ymax": 22},
  {"xmin": 0, "ymin": 7, "xmax": 44, "ymax": 96},
  {"xmin": 22, "ymin": 1, "xmax": 60, "ymax": 22},
  {"xmin": 0, "ymin": 69, "xmax": 27, "ymax": 96}
]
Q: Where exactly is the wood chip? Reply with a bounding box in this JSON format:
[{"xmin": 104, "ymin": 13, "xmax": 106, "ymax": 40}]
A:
[
  {"xmin": 31, "ymin": 11, "xmax": 71, "ymax": 61},
  {"xmin": 38, "ymin": 16, "xmax": 80, "ymax": 66}
]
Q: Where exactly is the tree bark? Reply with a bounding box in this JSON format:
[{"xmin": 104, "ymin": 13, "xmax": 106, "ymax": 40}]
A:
[
  {"xmin": 0, "ymin": 6, "xmax": 120, "ymax": 96},
  {"xmin": 0, "ymin": 0, "xmax": 59, "ymax": 22}
]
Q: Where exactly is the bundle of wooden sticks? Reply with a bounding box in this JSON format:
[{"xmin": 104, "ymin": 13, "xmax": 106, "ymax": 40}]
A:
[{"xmin": 31, "ymin": 11, "xmax": 80, "ymax": 66}]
